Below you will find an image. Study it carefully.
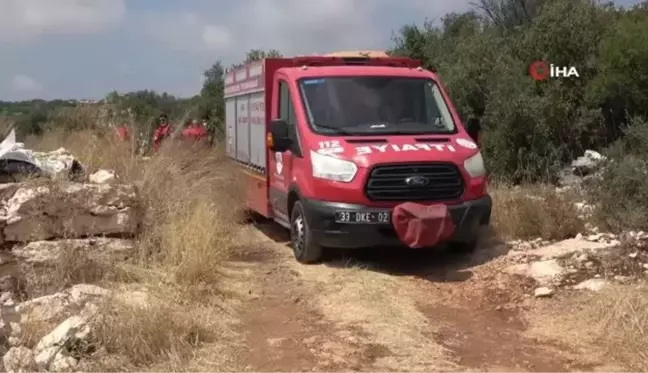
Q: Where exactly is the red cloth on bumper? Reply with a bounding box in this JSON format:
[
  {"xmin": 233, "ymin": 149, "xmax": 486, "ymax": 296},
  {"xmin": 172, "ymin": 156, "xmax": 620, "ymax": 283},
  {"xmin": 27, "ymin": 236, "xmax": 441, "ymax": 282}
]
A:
[{"xmin": 391, "ymin": 202, "xmax": 455, "ymax": 248}]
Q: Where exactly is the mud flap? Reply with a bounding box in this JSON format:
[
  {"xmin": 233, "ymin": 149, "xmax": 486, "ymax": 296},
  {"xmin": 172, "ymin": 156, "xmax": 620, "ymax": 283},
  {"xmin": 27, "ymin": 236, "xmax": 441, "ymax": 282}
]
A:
[{"xmin": 391, "ymin": 202, "xmax": 456, "ymax": 248}]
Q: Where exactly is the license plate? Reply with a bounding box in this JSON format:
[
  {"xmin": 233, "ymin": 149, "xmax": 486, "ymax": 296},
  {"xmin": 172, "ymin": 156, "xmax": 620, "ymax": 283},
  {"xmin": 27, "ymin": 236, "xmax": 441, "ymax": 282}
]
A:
[{"xmin": 334, "ymin": 211, "xmax": 391, "ymax": 224}]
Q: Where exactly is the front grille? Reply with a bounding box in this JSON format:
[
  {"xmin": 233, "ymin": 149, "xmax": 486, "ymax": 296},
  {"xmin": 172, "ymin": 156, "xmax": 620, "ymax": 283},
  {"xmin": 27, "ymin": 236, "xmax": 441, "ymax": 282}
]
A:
[{"xmin": 365, "ymin": 163, "xmax": 464, "ymax": 202}]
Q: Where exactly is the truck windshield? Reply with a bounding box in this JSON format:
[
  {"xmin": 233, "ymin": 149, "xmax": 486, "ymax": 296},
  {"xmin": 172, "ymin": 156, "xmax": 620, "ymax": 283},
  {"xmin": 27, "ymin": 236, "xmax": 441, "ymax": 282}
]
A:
[{"xmin": 298, "ymin": 76, "xmax": 456, "ymax": 136}]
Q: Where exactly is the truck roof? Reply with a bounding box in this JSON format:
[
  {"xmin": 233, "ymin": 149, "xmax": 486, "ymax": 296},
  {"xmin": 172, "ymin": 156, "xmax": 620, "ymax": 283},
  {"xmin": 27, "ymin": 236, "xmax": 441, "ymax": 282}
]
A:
[
  {"xmin": 223, "ymin": 55, "xmax": 434, "ymax": 98},
  {"xmin": 286, "ymin": 65, "xmax": 435, "ymax": 80},
  {"xmin": 322, "ymin": 50, "xmax": 390, "ymax": 58}
]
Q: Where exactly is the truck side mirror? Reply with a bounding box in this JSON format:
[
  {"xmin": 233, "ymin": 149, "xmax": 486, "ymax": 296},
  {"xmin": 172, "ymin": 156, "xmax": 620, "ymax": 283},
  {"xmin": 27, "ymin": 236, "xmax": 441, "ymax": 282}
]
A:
[
  {"xmin": 465, "ymin": 117, "xmax": 481, "ymax": 145},
  {"xmin": 268, "ymin": 119, "xmax": 292, "ymax": 152}
]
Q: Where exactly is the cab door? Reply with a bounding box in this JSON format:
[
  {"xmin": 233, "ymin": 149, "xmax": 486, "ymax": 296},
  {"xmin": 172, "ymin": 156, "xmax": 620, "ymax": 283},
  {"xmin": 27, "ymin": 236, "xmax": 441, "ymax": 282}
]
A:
[{"xmin": 268, "ymin": 75, "xmax": 303, "ymax": 226}]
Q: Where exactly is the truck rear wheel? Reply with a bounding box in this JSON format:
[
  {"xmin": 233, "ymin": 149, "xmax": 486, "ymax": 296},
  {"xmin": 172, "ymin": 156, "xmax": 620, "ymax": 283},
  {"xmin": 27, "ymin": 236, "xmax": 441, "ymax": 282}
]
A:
[{"xmin": 290, "ymin": 201, "xmax": 324, "ymax": 264}]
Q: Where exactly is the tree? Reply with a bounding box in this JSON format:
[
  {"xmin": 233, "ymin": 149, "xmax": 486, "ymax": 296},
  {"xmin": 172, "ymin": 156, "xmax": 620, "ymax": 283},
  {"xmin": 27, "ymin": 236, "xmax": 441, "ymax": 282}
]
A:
[
  {"xmin": 199, "ymin": 61, "xmax": 226, "ymax": 138},
  {"xmin": 198, "ymin": 49, "xmax": 283, "ymax": 139},
  {"xmin": 244, "ymin": 49, "xmax": 282, "ymax": 63},
  {"xmin": 389, "ymin": 0, "xmax": 644, "ymax": 182}
]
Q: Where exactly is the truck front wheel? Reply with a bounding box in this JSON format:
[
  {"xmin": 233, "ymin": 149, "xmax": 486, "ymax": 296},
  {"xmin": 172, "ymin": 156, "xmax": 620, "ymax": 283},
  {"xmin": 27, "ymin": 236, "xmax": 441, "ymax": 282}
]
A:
[{"xmin": 290, "ymin": 201, "xmax": 324, "ymax": 264}]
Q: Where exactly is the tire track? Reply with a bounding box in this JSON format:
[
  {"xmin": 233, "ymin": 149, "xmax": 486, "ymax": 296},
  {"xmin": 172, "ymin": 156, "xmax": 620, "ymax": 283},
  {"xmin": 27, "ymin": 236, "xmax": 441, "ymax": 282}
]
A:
[{"xmin": 224, "ymin": 221, "xmax": 616, "ymax": 372}]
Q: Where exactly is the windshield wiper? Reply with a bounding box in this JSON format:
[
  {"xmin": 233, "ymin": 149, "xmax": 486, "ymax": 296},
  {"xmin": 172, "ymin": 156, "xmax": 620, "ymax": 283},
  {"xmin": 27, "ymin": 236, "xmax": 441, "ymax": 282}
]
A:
[
  {"xmin": 358, "ymin": 123, "xmax": 452, "ymax": 135},
  {"xmin": 313, "ymin": 123, "xmax": 353, "ymax": 135}
]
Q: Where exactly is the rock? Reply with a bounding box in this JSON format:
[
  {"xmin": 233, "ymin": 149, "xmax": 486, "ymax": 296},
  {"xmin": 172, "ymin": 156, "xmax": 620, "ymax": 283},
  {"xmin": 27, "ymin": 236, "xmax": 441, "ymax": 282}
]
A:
[
  {"xmin": 9, "ymin": 322, "xmax": 20, "ymax": 337},
  {"xmin": 8, "ymin": 336, "xmax": 20, "ymax": 347},
  {"xmin": 34, "ymin": 315, "xmax": 89, "ymax": 355},
  {"xmin": 16, "ymin": 292, "xmax": 69, "ymax": 323},
  {"xmin": 507, "ymin": 259, "xmax": 565, "ymax": 285},
  {"xmin": 34, "ymin": 345, "xmax": 79, "ymax": 372},
  {"xmin": 89, "ymin": 169, "xmax": 116, "ymax": 184},
  {"xmin": 50, "ymin": 355, "xmax": 78, "ymax": 372},
  {"xmin": 0, "ymin": 182, "xmax": 140, "ymax": 242},
  {"xmin": 67, "ymin": 284, "xmax": 110, "ymax": 304},
  {"xmin": 574, "ymin": 202, "xmax": 594, "ymax": 213},
  {"xmin": 529, "ymin": 260, "xmax": 564, "ymax": 281},
  {"xmin": 572, "ymin": 150, "xmax": 606, "ymax": 176},
  {"xmin": 12, "ymin": 238, "xmax": 134, "ymax": 265},
  {"xmin": 558, "ymin": 169, "xmax": 583, "ymax": 186},
  {"xmin": 630, "ymin": 253, "xmax": 638, "ymax": 259},
  {"xmin": 0, "ymin": 292, "xmax": 12, "ymax": 304},
  {"xmin": 34, "ymin": 347, "xmax": 58, "ymax": 370},
  {"xmin": 534, "ymin": 287, "xmax": 554, "ymax": 297},
  {"xmin": 574, "ymin": 253, "xmax": 589, "ymax": 263},
  {"xmin": 516, "ymin": 242, "xmax": 533, "ymax": 251},
  {"xmin": 3, "ymin": 346, "xmax": 35, "ymax": 373},
  {"xmin": 574, "ymin": 278, "xmax": 609, "ymax": 292},
  {"xmin": 0, "ymin": 276, "xmax": 18, "ymax": 294},
  {"xmin": 507, "ymin": 238, "xmax": 616, "ymax": 261},
  {"xmin": 587, "ymin": 234, "xmax": 603, "ymax": 242},
  {"xmin": 17, "ymin": 284, "xmax": 110, "ymax": 323},
  {"xmin": 576, "ymin": 233, "xmax": 583, "ymax": 240},
  {"xmin": 32, "ymin": 148, "xmax": 86, "ymax": 182}
]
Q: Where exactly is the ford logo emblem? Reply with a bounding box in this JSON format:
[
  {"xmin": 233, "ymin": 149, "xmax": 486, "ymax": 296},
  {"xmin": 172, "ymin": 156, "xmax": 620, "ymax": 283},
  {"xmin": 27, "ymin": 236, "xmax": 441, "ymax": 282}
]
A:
[{"xmin": 405, "ymin": 176, "xmax": 429, "ymax": 187}]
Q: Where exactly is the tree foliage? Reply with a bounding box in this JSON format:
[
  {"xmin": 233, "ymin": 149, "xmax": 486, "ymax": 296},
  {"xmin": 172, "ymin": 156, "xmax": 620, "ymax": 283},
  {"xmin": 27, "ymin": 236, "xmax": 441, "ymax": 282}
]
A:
[{"xmin": 392, "ymin": 0, "xmax": 648, "ymax": 182}]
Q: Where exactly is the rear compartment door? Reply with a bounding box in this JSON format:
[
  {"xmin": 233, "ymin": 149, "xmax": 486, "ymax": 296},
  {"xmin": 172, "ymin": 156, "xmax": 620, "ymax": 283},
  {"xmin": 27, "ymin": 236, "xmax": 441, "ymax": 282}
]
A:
[{"xmin": 268, "ymin": 76, "xmax": 301, "ymax": 221}]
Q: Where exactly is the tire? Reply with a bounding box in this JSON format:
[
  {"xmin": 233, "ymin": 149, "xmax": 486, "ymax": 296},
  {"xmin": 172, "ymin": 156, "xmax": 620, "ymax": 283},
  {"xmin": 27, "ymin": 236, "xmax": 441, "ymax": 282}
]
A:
[
  {"xmin": 448, "ymin": 239, "xmax": 478, "ymax": 254},
  {"xmin": 290, "ymin": 201, "xmax": 324, "ymax": 264}
]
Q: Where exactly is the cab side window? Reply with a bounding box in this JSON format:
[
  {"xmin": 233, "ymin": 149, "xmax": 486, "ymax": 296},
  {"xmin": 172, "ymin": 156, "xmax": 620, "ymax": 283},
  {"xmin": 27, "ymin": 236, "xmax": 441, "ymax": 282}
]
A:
[{"xmin": 278, "ymin": 80, "xmax": 302, "ymax": 157}]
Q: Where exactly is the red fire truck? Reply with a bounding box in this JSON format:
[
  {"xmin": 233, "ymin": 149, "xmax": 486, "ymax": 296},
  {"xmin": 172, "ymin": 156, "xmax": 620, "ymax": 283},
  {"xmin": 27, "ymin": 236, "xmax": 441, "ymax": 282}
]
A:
[{"xmin": 224, "ymin": 52, "xmax": 491, "ymax": 264}]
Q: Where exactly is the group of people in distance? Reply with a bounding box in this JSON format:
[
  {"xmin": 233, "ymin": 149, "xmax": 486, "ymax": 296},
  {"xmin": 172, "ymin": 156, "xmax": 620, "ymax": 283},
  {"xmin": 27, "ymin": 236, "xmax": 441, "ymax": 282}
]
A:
[{"xmin": 115, "ymin": 113, "xmax": 209, "ymax": 152}]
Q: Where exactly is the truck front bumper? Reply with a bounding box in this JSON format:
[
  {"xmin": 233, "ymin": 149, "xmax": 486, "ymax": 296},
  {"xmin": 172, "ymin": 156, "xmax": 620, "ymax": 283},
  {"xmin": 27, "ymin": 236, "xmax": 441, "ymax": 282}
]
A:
[{"xmin": 301, "ymin": 196, "xmax": 492, "ymax": 249}]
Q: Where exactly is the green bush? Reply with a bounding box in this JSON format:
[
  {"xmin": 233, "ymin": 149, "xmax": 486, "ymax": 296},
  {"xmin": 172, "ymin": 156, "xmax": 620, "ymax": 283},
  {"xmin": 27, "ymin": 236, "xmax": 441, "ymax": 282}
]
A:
[{"xmin": 590, "ymin": 116, "xmax": 648, "ymax": 231}]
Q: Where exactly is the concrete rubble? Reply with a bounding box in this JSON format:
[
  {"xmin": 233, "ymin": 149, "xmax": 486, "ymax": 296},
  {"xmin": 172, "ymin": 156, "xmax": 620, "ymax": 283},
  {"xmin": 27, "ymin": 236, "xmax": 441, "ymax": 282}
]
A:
[
  {"xmin": 498, "ymin": 148, "xmax": 648, "ymax": 297},
  {"xmin": 558, "ymin": 149, "xmax": 606, "ymax": 186},
  {"xmin": 505, "ymin": 223, "xmax": 648, "ymax": 297},
  {"xmin": 0, "ymin": 183, "xmax": 139, "ymax": 242},
  {"xmin": 0, "ymin": 130, "xmax": 85, "ymax": 183},
  {"xmin": 0, "ymin": 133, "xmax": 143, "ymax": 372}
]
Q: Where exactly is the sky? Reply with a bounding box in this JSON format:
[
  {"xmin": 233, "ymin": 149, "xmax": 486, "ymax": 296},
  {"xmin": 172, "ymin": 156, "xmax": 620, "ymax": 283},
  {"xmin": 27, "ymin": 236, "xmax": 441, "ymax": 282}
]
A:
[{"xmin": 0, "ymin": 0, "xmax": 642, "ymax": 101}]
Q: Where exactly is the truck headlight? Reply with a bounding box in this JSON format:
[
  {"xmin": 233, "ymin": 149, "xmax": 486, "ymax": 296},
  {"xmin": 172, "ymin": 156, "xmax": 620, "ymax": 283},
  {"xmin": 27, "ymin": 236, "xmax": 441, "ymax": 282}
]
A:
[
  {"xmin": 464, "ymin": 151, "xmax": 486, "ymax": 178},
  {"xmin": 310, "ymin": 150, "xmax": 357, "ymax": 182}
]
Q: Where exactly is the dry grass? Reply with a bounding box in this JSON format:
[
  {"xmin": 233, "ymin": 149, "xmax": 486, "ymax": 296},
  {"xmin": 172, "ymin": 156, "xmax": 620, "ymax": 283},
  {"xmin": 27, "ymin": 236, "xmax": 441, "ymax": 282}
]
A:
[
  {"xmin": 294, "ymin": 259, "xmax": 458, "ymax": 371},
  {"xmin": 527, "ymin": 283, "xmax": 648, "ymax": 371},
  {"xmin": 595, "ymin": 284, "xmax": 648, "ymax": 370},
  {"xmin": 490, "ymin": 183, "xmax": 585, "ymax": 240},
  {"xmin": 88, "ymin": 296, "xmax": 216, "ymax": 370},
  {"xmin": 22, "ymin": 243, "xmax": 137, "ymax": 299},
  {"xmin": 17, "ymin": 118, "xmax": 249, "ymax": 370},
  {"xmin": 28, "ymin": 128, "xmax": 246, "ymax": 283}
]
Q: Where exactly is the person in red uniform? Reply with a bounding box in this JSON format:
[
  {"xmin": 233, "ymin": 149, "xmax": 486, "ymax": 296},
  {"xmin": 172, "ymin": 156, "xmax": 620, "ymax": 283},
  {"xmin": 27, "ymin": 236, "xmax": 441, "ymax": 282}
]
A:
[
  {"xmin": 115, "ymin": 126, "xmax": 129, "ymax": 141},
  {"xmin": 182, "ymin": 119, "xmax": 209, "ymax": 143},
  {"xmin": 152, "ymin": 113, "xmax": 173, "ymax": 152}
]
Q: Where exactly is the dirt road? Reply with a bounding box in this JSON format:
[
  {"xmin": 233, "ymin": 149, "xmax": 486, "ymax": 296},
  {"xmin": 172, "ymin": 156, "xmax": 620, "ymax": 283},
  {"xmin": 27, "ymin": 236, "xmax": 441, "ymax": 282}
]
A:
[{"xmin": 218, "ymin": 220, "xmax": 623, "ymax": 372}]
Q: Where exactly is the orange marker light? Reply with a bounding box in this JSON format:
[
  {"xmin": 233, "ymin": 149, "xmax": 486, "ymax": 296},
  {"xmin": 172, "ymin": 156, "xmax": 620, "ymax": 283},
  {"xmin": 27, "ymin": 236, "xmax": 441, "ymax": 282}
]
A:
[{"xmin": 266, "ymin": 133, "xmax": 274, "ymax": 148}]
